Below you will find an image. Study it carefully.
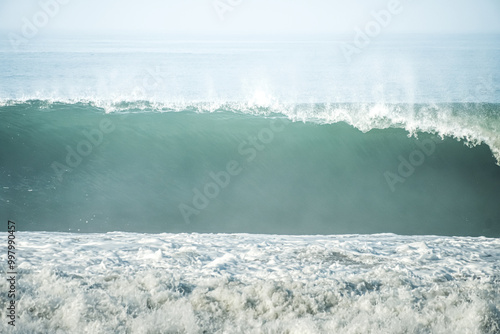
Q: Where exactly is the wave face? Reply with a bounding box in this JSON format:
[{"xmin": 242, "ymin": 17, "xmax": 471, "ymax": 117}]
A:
[
  {"xmin": 1, "ymin": 101, "xmax": 499, "ymax": 236},
  {"xmin": 0, "ymin": 232, "xmax": 499, "ymax": 333}
]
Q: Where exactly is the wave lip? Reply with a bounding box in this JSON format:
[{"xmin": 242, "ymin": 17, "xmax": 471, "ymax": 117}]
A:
[{"xmin": 2, "ymin": 99, "xmax": 499, "ymax": 164}]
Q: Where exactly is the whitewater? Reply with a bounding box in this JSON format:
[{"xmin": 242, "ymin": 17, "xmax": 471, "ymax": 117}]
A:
[{"xmin": 0, "ymin": 232, "xmax": 499, "ymax": 333}]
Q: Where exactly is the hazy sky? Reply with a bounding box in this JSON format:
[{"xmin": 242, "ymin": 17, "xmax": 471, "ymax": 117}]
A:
[{"xmin": 1, "ymin": 0, "xmax": 499, "ymax": 37}]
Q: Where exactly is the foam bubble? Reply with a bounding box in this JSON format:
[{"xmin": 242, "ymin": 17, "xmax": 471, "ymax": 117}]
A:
[{"xmin": 1, "ymin": 232, "xmax": 499, "ymax": 333}]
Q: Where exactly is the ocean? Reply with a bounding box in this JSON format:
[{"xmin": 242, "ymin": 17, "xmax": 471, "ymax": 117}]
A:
[{"xmin": 1, "ymin": 35, "xmax": 500, "ymax": 332}]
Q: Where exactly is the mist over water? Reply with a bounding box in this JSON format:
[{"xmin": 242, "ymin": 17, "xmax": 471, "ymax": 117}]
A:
[
  {"xmin": 1, "ymin": 35, "xmax": 499, "ymax": 103},
  {"xmin": 1, "ymin": 101, "xmax": 499, "ymax": 236},
  {"xmin": 1, "ymin": 36, "xmax": 500, "ymax": 236},
  {"xmin": 0, "ymin": 33, "xmax": 499, "ymax": 236},
  {"xmin": 1, "ymin": 6, "xmax": 500, "ymax": 331}
]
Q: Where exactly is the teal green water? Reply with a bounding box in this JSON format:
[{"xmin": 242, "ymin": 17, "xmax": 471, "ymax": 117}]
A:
[{"xmin": 1, "ymin": 101, "xmax": 499, "ymax": 236}]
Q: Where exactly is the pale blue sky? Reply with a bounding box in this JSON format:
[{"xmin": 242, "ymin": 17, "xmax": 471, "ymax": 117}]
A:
[{"xmin": 1, "ymin": 0, "xmax": 499, "ymax": 37}]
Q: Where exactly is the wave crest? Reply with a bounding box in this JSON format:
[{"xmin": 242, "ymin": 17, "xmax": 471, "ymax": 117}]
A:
[{"xmin": 2, "ymin": 99, "xmax": 499, "ymax": 164}]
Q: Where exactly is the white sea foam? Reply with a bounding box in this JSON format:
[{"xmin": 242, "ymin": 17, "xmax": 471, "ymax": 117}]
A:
[{"xmin": 1, "ymin": 232, "xmax": 499, "ymax": 333}]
